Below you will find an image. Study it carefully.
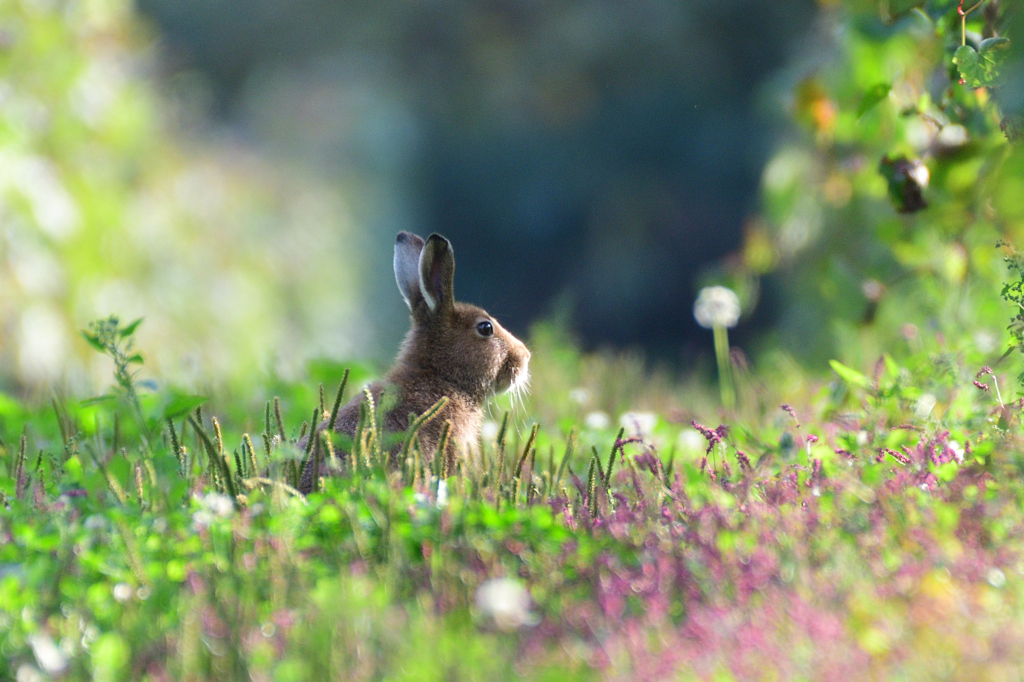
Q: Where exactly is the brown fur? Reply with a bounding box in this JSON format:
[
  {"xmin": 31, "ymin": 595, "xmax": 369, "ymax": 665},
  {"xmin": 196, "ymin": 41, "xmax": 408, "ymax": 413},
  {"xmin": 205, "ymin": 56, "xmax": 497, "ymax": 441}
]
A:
[{"xmin": 299, "ymin": 232, "xmax": 529, "ymax": 493}]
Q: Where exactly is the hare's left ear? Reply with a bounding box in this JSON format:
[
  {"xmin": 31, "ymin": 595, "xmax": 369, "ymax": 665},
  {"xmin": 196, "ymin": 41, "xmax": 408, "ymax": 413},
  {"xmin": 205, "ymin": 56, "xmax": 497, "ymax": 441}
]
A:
[
  {"xmin": 418, "ymin": 234, "xmax": 455, "ymax": 315},
  {"xmin": 394, "ymin": 232, "xmax": 426, "ymax": 310}
]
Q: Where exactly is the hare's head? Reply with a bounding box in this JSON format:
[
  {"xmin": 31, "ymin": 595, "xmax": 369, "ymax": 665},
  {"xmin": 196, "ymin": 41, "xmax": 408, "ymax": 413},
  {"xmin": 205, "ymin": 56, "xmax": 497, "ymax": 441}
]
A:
[{"xmin": 393, "ymin": 232, "xmax": 530, "ymax": 402}]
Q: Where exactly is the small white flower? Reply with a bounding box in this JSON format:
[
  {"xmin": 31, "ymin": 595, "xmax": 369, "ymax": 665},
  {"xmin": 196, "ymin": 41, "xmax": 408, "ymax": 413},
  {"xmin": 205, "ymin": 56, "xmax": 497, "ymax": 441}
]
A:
[
  {"xmin": 204, "ymin": 493, "xmax": 234, "ymax": 517},
  {"xmin": 192, "ymin": 511, "xmax": 213, "ymax": 530},
  {"xmin": 949, "ymin": 440, "xmax": 965, "ymax": 464},
  {"xmin": 974, "ymin": 331, "xmax": 997, "ymax": 354},
  {"xmin": 480, "ymin": 420, "xmax": 500, "ymax": 443},
  {"xmin": 937, "ymin": 124, "xmax": 968, "ymax": 148},
  {"xmin": 584, "ymin": 411, "xmax": 610, "ymax": 430},
  {"xmin": 906, "ymin": 159, "xmax": 930, "ymax": 188},
  {"xmin": 474, "ymin": 578, "xmax": 537, "ymax": 630},
  {"xmin": 28, "ymin": 634, "xmax": 67, "ymax": 675},
  {"xmin": 16, "ymin": 664, "xmax": 43, "ymax": 682},
  {"xmin": 693, "ymin": 286, "xmax": 741, "ymax": 329},
  {"xmin": 84, "ymin": 515, "xmax": 106, "ymax": 531},
  {"xmin": 619, "ymin": 411, "xmax": 657, "ymax": 437},
  {"xmin": 678, "ymin": 429, "xmax": 705, "ymax": 453},
  {"xmin": 915, "ymin": 393, "xmax": 937, "ymax": 418},
  {"xmin": 987, "ymin": 567, "xmax": 1006, "ymax": 588},
  {"xmin": 436, "ymin": 480, "xmax": 448, "ymax": 508},
  {"xmin": 192, "ymin": 492, "xmax": 235, "ymax": 529},
  {"xmin": 861, "ymin": 279, "xmax": 884, "ymax": 301},
  {"xmin": 568, "ymin": 388, "xmax": 590, "ymax": 405},
  {"xmin": 856, "ymin": 431, "xmax": 869, "ymax": 447},
  {"xmin": 112, "ymin": 583, "xmax": 133, "ymax": 603}
]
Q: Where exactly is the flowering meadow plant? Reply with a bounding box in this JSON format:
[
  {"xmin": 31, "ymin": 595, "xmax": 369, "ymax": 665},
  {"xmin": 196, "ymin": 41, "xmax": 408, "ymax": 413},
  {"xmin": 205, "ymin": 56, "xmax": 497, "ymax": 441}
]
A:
[
  {"xmin": 4, "ymin": 318, "xmax": 1024, "ymax": 679},
  {"xmin": 3, "ymin": 0, "xmax": 1024, "ymax": 679}
]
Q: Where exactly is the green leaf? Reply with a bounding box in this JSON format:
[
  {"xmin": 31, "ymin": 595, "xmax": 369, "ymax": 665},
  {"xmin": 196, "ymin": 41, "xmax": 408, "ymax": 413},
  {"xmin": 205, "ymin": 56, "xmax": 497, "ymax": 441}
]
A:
[
  {"xmin": 954, "ymin": 42, "xmax": 1009, "ymax": 88},
  {"xmin": 882, "ymin": 354, "xmax": 900, "ymax": 381},
  {"xmin": 80, "ymin": 394, "xmax": 117, "ymax": 406},
  {"xmin": 953, "ymin": 45, "xmax": 982, "ymax": 87},
  {"xmin": 979, "ymin": 37, "xmax": 1011, "ymax": 54},
  {"xmin": 80, "ymin": 331, "xmax": 107, "ymax": 353},
  {"xmin": 65, "ymin": 456, "xmax": 83, "ymax": 485},
  {"xmin": 857, "ymin": 83, "xmax": 891, "ymax": 119},
  {"xmin": 162, "ymin": 393, "xmax": 209, "ymax": 419},
  {"xmin": 830, "ymin": 360, "xmax": 871, "ymax": 388},
  {"xmin": 126, "ymin": 353, "xmax": 144, "ymax": 364},
  {"xmin": 120, "ymin": 317, "xmax": 144, "ymax": 337}
]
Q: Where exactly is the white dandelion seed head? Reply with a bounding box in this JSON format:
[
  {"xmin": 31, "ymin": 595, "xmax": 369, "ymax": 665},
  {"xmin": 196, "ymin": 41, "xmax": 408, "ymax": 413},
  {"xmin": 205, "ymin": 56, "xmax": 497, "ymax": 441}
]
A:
[{"xmin": 693, "ymin": 286, "xmax": 741, "ymax": 329}]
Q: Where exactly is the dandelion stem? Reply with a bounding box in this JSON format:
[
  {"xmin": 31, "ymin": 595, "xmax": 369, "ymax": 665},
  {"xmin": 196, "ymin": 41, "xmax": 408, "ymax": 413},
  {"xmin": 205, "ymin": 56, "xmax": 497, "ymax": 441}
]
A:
[{"xmin": 713, "ymin": 324, "xmax": 736, "ymax": 409}]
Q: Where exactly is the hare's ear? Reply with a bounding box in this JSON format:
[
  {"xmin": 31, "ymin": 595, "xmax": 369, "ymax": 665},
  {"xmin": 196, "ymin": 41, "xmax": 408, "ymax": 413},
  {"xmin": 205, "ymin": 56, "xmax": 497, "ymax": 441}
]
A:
[
  {"xmin": 394, "ymin": 232, "xmax": 426, "ymax": 310},
  {"xmin": 418, "ymin": 234, "xmax": 455, "ymax": 315}
]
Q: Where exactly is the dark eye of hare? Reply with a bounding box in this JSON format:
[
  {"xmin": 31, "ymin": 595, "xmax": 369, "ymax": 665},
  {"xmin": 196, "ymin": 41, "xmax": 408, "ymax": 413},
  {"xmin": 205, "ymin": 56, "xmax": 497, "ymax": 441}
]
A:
[{"xmin": 476, "ymin": 320, "xmax": 494, "ymax": 338}]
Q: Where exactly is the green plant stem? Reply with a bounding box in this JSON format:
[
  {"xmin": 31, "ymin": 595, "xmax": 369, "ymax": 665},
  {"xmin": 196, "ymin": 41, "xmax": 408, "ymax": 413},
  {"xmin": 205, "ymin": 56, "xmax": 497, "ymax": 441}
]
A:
[{"xmin": 713, "ymin": 324, "xmax": 735, "ymax": 409}]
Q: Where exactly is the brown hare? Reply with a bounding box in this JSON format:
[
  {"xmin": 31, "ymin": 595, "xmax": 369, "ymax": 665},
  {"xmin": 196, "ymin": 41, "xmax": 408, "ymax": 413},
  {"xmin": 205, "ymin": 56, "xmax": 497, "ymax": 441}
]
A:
[{"xmin": 299, "ymin": 232, "xmax": 530, "ymax": 492}]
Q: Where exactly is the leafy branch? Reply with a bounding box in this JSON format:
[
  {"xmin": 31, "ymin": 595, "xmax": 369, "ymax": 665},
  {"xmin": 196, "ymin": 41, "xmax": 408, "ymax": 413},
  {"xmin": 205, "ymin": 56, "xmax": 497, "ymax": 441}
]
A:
[{"xmin": 81, "ymin": 316, "xmax": 154, "ymax": 448}]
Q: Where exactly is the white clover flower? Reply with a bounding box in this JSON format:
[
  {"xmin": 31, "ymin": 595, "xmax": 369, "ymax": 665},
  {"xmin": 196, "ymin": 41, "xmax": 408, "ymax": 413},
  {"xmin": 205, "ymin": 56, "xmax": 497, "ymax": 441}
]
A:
[
  {"xmin": 568, "ymin": 388, "xmax": 590, "ymax": 405},
  {"xmin": 204, "ymin": 492, "xmax": 235, "ymax": 518},
  {"xmin": 584, "ymin": 411, "xmax": 610, "ymax": 430},
  {"xmin": 28, "ymin": 634, "xmax": 67, "ymax": 675},
  {"xmin": 474, "ymin": 578, "xmax": 537, "ymax": 630},
  {"xmin": 619, "ymin": 411, "xmax": 657, "ymax": 437},
  {"xmin": 480, "ymin": 420, "xmax": 500, "ymax": 443},
  {"xmin": 112, "ymin": 583, "xmax": 133, "ymax": 603},
  {"xmin": 192, "ymin": 492, "xmax": 235, "ymax": 530},
  {"xmin": 987, "ymin": 567, "xmax": 1007, "ymax": 588},
  {"xmin": 693, "ymin": 286, "xmax": 741, "ymax": 329}
]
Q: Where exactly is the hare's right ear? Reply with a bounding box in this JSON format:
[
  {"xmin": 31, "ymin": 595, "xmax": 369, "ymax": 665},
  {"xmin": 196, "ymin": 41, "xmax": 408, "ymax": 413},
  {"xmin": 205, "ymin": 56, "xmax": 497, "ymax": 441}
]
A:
[{"xmin": 394, "ymin": 232, "xmax": 426, "ymax": 309}]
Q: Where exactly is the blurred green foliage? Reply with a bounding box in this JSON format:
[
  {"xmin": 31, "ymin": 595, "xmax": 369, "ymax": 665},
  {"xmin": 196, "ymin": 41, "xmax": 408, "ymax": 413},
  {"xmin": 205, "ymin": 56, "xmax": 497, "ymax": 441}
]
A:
[
  {"xmin": 0, "ymin": 0, "xmax": 362, "ymax": 394},
  {"xmin": 744, "ymin": 0, "xmax": 1024, "ymax": 380}
]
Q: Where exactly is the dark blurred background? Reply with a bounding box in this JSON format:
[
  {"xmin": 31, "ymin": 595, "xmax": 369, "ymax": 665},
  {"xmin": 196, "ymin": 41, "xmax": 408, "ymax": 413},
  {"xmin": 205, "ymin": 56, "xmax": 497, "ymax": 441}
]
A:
[{"xmin": 138, "ymin": 0, "xmax": 816, "ymax": 362}]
